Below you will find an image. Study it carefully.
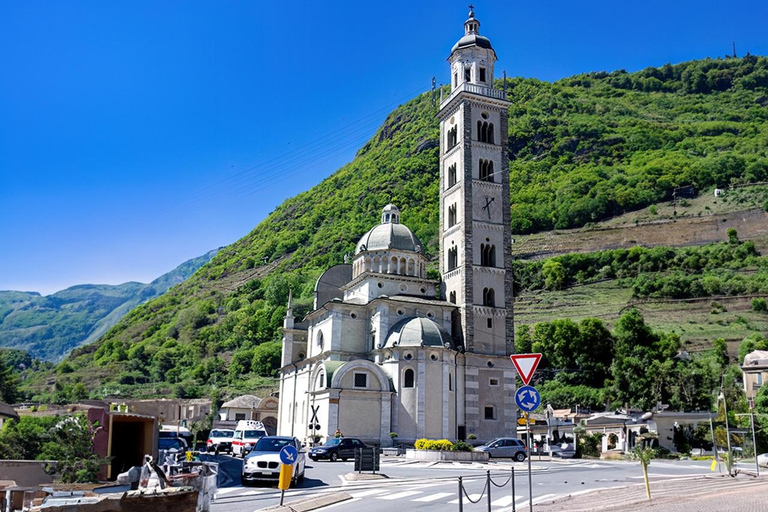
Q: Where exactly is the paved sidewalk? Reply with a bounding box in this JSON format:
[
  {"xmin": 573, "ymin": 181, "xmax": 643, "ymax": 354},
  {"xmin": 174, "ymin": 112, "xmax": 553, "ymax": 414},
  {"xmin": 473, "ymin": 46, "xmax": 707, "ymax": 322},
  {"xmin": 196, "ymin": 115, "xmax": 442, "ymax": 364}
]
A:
[{"xmin": 534, "ymin": 473, "xmax": 768, "ymax": 512}]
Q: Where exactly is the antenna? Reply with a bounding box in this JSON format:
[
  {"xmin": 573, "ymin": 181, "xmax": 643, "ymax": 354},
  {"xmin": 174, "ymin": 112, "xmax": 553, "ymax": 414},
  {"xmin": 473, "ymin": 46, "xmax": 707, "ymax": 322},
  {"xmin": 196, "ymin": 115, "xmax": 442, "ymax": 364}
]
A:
[
  {"xmin": 431, "ymin": 76, "xmax": 437, "ymax": 106},
  {"xmin": 503, "ymin": 70, "xmax": 507, "ymax": 98},
  {"xmin": 732, "ymin": 41, "xmax": 737, "ymax": 58}
]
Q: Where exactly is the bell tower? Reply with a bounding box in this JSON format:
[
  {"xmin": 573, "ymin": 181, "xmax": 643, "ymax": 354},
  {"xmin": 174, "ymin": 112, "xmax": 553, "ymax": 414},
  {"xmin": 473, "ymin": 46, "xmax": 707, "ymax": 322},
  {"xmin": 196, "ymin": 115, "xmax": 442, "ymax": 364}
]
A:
[{"xmin": 437, "ymin": 8, "xmax": 515, "ymax": 439}]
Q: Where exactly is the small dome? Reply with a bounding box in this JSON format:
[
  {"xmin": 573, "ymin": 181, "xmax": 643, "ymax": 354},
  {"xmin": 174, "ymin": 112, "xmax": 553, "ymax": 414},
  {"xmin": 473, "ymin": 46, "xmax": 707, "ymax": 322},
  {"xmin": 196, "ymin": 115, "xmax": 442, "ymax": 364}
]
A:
[
  {"xmin": 355, "ymin": 205, "xmax": 423, "ymax": 254},
  {"xmin": 451, "ymin": 33, "xmax": 493, "ymax": 53},
  {"xmin": 385, "ymin": 317, "xmax": 455, "ymax": 349}
]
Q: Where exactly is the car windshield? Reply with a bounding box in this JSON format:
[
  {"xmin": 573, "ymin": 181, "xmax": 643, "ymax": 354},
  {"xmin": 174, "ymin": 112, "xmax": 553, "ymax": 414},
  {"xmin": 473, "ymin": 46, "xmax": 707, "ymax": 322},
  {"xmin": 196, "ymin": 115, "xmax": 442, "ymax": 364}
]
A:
[
  {"xmin": 244, "ymin": 430, "xmax": 265, "ymax": 440},
  {"xmin": 323, "ymin": 439, "xmax": 342, "ymax": 447},
  {"xmin": 485, "ymin": 439, "xmax": 501, "ymax": 447},
  {"xmin": 255, "ymin": 437, "xmax": 294, "ymax": 452},
  {"xmin": 210, "ymin": 430, "xmax": 234, "ymax": 438},
  {"xmin": 159, "ymin": 438, "xmax": 183, "ymax": 449}
]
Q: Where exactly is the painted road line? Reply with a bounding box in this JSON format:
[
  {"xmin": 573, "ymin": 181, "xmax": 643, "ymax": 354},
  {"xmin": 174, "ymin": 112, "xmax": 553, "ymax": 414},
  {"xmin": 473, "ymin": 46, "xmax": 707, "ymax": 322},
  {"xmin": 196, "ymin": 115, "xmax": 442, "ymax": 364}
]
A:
[
  {"xmin": 412, "ymin": 492, "xmax": 454, "ymax": 502},
  {"xmin": 348, "ymin": 488, "xmax": 390, "ymax": 498},
  {"xmin": 377, "ymin": 491, "xmax": 422, "ymax": 500}
]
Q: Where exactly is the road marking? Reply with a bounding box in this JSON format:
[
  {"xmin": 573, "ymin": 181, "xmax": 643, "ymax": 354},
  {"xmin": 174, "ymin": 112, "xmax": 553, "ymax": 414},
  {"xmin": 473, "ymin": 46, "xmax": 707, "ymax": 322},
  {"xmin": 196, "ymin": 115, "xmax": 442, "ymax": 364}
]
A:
[
  {"xmin": 448, "ymin": 493, "xmax": 483, "ymax": 504},
  {"xmin": 378, "ymin": 491, "xmax": 422, "ymax": 500},
  {"xmin": 349, "ymin": 489, "xmax": 390, "ymax": 498},
  {"xmin": 490, "ymin": 495, "xmax": 514, "ymax": 507},
  {"xmin": 215, "ymin": 487, "xmax": 240, "ymax": 496},
  {"xmin": 412, "ymin": 492, "xmax": 454, "ymax": 502}
]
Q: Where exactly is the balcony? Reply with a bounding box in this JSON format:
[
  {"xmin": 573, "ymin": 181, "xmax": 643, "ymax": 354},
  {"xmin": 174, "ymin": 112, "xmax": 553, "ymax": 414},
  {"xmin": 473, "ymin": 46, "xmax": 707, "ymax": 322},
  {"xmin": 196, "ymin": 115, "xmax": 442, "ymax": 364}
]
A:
[{"xmin": 441, "ymin": 82, "xmax": 507, "ymax": 108}]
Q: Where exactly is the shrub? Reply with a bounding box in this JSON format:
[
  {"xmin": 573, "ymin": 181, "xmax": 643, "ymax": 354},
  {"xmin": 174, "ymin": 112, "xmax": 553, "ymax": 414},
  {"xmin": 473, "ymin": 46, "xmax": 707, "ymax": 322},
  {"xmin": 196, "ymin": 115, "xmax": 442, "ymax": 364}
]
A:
[
  {"xmin": 452, "ymin": 441, "xmax": 473, "ymax": 452},
  {"xmin": 414, "ymin": 438, "xmax": 454, "ymax": 451},
  {"xmin": 752, "ymin": 297, "xmax": 768, "ymax": 312},
  {"xmin": 467, "ymin": 434, "xmax": 477, "ymax": 440}
]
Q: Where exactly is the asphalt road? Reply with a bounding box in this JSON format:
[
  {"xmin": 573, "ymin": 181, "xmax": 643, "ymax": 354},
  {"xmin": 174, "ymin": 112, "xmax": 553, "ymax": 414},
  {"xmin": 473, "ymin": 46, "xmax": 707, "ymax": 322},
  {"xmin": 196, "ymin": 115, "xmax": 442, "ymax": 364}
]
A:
[{"xmin": 207, "ymin": 455, "xmax": 722, "ymax": 512}]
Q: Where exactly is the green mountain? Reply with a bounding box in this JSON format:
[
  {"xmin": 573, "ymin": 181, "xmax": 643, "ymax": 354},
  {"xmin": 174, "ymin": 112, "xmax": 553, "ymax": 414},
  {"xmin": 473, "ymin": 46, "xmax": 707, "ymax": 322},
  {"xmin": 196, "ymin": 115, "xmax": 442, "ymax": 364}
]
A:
[
  {"xmin": 0, "ymin": 249, "xmax": 219, "ymax": 361},
  {"xmin": 22, "ymin": 56, "xmax": 768, "ymax": 401}
]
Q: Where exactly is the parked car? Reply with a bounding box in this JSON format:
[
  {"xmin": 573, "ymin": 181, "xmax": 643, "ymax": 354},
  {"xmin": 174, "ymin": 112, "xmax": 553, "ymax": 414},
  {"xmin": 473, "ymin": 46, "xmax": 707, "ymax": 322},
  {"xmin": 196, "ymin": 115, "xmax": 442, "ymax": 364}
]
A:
[
  {"xmin": 474, "ymin": 437, "xmax": 527, "ymax": 461},
  {"xmin": 242, "ymin": 436, "xmax": 305, "ymax": 485},
  {"xmin": 206, "ymin": 428, "xmax": 235, "ymax": 454},
  {"xmin": 158, "ymin": 436, "xmax": 188, "ymax": 464},
  {"xmin": 309, "ymin": 437, "xmax": 367, "ymax": 462},
  {"xmin": 232, "ymin": 420, "xmax": 269, "ymax": 457}
]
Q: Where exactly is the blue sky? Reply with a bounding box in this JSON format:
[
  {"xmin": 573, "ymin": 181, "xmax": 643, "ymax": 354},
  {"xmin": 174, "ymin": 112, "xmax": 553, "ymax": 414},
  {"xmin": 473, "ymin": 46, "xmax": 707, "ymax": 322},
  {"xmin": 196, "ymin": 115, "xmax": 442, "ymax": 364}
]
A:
[{"xmin": 1, "ymin": 1, "xmax": 766, "ymax": 295}]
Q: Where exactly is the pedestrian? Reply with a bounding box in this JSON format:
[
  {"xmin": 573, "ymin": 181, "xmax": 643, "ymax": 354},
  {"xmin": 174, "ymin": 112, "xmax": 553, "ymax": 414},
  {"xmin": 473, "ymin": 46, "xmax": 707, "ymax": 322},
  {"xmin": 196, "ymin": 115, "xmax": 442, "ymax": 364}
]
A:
[{"xmin": 334, "ymin": 429, "xmax": 342, "ymax": 438}]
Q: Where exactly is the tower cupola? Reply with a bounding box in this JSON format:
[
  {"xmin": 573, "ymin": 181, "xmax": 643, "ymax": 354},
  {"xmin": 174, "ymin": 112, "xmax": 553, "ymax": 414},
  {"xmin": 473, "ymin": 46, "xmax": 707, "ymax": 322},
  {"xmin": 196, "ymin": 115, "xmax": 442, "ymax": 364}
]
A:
[{"xmin": 449, "ymin": 7, "xmax": 496, "ymax": 90}]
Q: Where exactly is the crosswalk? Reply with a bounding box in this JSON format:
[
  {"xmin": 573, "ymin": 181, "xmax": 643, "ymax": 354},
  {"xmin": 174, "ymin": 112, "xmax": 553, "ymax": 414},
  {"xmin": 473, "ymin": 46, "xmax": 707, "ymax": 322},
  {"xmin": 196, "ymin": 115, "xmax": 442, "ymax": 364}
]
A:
[{"xmin": 344, "ymin": 485, "xmax": 560, "ymax": 509}]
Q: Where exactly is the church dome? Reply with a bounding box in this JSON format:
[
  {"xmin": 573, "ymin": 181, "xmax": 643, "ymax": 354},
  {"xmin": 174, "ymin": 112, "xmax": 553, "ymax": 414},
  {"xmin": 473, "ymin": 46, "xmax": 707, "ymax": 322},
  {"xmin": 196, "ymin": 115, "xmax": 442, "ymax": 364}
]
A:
[
  {"xmin": 450, "ymin": 8, "xmax": 494, "ymax": 55},
  {"xmin": 384, "ymin": 317, "xmax": 455, "ymax": 349},
  {"xmin": 451, "ymin": 34, "xmax": 493, "ymax": 53},
  {"xmin": 355, "ymin": 205, "xmax": 423, "ymax": 255}
]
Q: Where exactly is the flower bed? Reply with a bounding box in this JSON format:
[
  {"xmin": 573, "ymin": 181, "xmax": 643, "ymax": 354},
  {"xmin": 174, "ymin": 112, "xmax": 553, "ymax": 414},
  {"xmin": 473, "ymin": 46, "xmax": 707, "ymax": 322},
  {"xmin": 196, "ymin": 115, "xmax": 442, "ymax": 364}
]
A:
[{"xmin": 405, "ymin": 438, "xmax": 489, "ymax": 462}]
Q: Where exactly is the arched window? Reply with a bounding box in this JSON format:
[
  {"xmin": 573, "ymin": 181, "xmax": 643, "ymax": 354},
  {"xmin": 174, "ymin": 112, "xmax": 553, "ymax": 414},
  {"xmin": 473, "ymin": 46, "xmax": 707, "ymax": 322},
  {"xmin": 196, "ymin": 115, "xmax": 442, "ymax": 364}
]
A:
[
  {"xmin": 404, "ymin": 368, "xmax": 415, "ymax": 388},
  {"xmin": 316, "ymin": 330, "xmax": 324, "ymax": 349},
  {"xmin": 488, "ymin": 123, "xmax": 495, "ymax": 144},
  {"xmin": 448, "ymin": 247, "xmax": 458, "ymax": 271},
  {"xmin": 477, "ymin": 121, "xmax": 495, "ymax": 144},
  {"xmin": 448, "ymin": 204, "xmax": 457, "ymax": 227},
  {"xmin": 449, "ymin": 290, "xmax": 456, "ymax": 304},
  {"xmin": 479, "ymin": 159, "xmax": 494, "ymax": 182},
  {"xmin": 447, "ymin": 126, "xmax": 458, "ymax": 149},
  {"xmin": 481, "ymin": 244, "xmax": 496, "ymax": 267},
  {"xmin": 447, "ymin": 163, "xmax": 457, "ymax": 188},
  {"xmin": 483, "ymin": 288, "xmax": 495, "ymax": 307}
]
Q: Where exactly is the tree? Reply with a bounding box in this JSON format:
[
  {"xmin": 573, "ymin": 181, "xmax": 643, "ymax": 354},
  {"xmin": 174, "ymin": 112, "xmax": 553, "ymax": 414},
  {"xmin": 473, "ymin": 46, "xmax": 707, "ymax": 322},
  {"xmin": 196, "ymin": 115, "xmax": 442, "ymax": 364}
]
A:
[
  {"xmin": 633, "ymin": 446, "xmax": 654, "ymax": 500},
  {"xmin": 0, "ymin": 357, "xmax": 19, "ymax": 404},
  {"xmin": 252, "ymin": 342, "xmax": 282, "ymax": 377},
  {"xmin": 542, "ymin": 260, "xmax": 567, "ymax": 290}
]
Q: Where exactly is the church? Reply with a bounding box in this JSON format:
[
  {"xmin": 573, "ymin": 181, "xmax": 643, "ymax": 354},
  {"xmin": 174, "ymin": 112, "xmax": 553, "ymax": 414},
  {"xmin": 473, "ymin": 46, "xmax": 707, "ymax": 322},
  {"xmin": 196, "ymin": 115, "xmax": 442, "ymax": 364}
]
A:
[{"xmin": 277, "ymin": 8, "xmax": 516, "ymax": 446}]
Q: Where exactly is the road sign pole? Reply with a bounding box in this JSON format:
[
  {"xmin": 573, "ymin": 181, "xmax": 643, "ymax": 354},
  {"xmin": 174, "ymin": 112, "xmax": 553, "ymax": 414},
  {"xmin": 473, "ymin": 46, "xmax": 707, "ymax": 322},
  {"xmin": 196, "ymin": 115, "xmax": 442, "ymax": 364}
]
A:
[
  {"xmin": 511, "ymin": 467, "xmax": 516, "ymax": 512},
  {"xmin": 527, "ymin": 416, "xmax": 532, "ymax": 512}
]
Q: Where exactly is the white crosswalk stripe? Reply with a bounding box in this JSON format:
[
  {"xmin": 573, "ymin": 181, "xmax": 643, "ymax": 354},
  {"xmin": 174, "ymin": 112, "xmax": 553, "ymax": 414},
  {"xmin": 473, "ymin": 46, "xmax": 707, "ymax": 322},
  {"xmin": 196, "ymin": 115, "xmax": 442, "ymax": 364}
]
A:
[
  {"xmin": 412, "ymin": 492, "xmax": 454, "ymax": 502},
  {"xmin": 348, "ymin": 488, "xmax": 390, "ymax": 498},
  {"xmin": 378, "ymin": 490, "xmax": 422, "ymax": 500},
  {"xmin": 448, "ymin": 493, "xmax": 483, "ymax": 504}
]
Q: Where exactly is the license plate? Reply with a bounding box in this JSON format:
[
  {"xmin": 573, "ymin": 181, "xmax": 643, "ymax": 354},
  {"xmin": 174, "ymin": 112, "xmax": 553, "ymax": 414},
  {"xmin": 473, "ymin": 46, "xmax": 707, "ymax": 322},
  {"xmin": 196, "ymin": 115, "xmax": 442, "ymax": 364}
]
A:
[{"xmin": 260, "ymin": 471, "xmax": 272, "ymax": 476}]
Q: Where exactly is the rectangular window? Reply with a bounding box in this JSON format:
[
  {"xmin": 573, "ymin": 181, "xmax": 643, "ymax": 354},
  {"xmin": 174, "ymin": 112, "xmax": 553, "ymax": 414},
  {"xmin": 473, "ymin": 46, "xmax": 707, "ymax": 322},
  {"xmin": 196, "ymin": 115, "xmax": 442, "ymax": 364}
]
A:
[
  {"xmin": 464, "ymin": 67, "xmax": 471, "ymax": 82},
  {"xmin": 489, "ymin": 378, "xmax": 499, "ymax": 386},
  {"xmin": 487, "ymin": 318, "xmax": 493, "ymax": 329},
  {"xmin": 479, "ymin": 67, "xmax": 486, "ymax": 82},
  {"xmin": 484, "ymin": 406, "xmax": 496, "ymax": 420},
  {"xmin": 235, "ymin": 413, "xmax": 246, "ymax": 421},
  {"xmin": 354, "ymin": 373, "xmax": 368, "ymax": 388},
  {"xmin": 453, "ymin": 73, "xmax": 457, "ymax": 87}
]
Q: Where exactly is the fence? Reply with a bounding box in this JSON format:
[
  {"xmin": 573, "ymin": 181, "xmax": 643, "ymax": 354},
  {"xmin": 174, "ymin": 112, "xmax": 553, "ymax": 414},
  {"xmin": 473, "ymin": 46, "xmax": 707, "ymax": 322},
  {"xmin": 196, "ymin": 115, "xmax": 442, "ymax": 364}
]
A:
[{"xmin": 457, "ymin": 469, "xmax": 518, "ymax": 512}]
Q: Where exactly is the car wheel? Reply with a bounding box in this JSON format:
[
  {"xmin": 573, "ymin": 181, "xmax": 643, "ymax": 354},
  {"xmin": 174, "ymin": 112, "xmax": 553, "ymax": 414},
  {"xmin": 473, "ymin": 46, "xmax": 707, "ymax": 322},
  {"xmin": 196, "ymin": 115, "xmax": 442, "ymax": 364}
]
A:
[
  {"xmin": 310, "ymin": 456, "xmax": 317, "ymax": 462},
  {"xmin": 298, "ymin": 466, "xmax": 305, "ymax": 482},
  {"xmin": 330, "ymin": 452, "xmax": 338, "ymax": 462},
  {"xmin": 341, "ymin": 458, "xmax": 348, "ymax": 462},
  {"xmin": 515, "ymin": 452, "xmax": 526, "ymax": 462}
]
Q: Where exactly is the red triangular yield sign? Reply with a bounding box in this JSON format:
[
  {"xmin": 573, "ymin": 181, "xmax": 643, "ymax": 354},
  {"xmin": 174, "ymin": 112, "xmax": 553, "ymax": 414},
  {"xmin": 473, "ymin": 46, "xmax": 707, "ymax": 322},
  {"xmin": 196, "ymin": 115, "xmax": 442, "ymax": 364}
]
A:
[{"xmin": 510, "ymin": 353, "xmax": 542, "ymax": 385}]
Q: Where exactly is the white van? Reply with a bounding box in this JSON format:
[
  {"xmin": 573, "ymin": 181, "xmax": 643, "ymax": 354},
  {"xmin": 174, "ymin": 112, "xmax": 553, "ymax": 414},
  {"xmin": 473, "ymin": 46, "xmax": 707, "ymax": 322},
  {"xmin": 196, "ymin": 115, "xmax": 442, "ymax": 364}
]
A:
[{"xmin": 232, "ymin": 420, "xmax": 268, "ymax": 457}]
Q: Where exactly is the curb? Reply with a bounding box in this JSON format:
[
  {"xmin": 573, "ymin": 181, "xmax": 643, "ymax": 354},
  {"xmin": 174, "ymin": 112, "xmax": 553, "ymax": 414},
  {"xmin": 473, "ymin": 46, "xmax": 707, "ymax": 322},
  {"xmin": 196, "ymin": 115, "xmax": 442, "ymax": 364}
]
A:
[{"xmin": 256, "ymin": 492, "xmax": 353, "ymax": 512}]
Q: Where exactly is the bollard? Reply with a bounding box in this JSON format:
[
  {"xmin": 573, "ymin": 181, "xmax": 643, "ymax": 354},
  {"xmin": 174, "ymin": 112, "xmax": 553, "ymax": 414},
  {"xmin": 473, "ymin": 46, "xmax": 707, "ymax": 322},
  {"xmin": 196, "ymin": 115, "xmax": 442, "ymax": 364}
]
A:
[
  {"xmin": 486, "ymin": 470, "xmax": 492, "ymax": 512},
  {"xmin": 511, "ymin": 467, "xmax": 516, "ymax": 512},
  {"xmin": 458, "ymin": 476, "xmax": 463, "ymax": 512}
]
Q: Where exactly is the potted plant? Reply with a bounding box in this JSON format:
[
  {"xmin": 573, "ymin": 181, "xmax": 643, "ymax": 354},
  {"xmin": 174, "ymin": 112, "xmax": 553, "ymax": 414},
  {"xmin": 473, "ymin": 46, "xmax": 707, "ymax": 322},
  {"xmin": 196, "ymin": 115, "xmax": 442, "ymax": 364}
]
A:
[{"xmin": 389, "ymin": 432, "xmax": 398, "ymax": 447}]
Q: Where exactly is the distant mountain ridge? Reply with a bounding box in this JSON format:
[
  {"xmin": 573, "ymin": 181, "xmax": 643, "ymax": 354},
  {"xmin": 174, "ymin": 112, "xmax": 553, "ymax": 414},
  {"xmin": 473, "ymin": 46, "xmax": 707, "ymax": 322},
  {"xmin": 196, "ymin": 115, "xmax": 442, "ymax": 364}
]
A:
[{"xmin": 0, "ymin": 249, "xmax": 219, "ymax": 361}]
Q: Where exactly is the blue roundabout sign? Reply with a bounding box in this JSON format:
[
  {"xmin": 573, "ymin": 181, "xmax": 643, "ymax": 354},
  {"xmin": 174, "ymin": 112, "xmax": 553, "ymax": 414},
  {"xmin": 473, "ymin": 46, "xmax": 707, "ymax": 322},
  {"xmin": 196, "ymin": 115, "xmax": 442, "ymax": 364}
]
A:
[{"xmin": 515, "ymin": 385, "xmax": 541, "ymax": 412}]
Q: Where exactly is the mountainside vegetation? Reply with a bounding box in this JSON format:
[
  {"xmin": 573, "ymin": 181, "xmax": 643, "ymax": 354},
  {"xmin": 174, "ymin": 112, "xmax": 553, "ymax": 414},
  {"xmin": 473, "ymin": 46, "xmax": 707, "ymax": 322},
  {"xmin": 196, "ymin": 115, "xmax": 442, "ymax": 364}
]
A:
[
  {"xmin": 16, "ymin": 56, "xmax": 768, "ymax": 412},
  {"xmin": 0, "ymin": 249, "xmax": 219, "ymax": 361}
]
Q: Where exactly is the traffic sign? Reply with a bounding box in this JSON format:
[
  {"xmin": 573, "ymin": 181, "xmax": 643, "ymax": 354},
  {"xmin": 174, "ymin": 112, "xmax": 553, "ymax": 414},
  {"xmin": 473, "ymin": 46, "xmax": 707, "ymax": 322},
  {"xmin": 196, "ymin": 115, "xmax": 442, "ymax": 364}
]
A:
[
  {"xmin": 279, "ymin": 445, "xmax": 299, "ymax": 465},
  {"xmin": 510, "ymin": 353, "xmax": 542, "ymax": 385},
  {"xmin": 515, "ymin": 385, "xmax": 541, "ymax": 412}
]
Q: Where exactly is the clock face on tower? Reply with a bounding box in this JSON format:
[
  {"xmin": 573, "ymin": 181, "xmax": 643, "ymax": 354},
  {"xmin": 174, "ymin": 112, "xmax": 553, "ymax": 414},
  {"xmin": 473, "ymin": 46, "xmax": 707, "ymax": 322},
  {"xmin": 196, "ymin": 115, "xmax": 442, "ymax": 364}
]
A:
[{"xmin": 474, "ymin": 195, "xmax": 498, "ymax": 221}]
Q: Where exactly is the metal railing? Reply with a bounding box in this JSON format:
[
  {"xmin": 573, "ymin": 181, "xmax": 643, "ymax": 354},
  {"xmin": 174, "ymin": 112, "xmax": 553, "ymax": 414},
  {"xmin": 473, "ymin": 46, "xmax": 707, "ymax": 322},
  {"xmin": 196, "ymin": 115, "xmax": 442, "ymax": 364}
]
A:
[
  {"xmin": 457, "ymin": 468, "xmax": 517, "ymax": 512},
  {"xmin": 441, "ymin": 82, "xmax": 507, "ymax": 108}
]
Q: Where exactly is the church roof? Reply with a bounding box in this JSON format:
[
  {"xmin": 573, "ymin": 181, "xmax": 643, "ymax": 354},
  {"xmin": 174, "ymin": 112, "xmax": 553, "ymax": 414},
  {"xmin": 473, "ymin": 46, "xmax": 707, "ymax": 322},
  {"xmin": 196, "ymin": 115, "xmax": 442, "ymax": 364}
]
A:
[
  {"xmin": 385, "ymin": 317, "xmax": 455, "ymax": 349},
  {"xmin": 0, "ymin": 401, "xmax": 18, "ymax": 419},
  {"xmin": 451, "ymin": 33, "xmax": 493, "ymax": 53},
  {"xmin": 355, "ymin": 208, "xmax": 423, "ymax": 255},
  {"xmin": 221, "ymin": 394, "xmax": 262, "ymax": 409}
]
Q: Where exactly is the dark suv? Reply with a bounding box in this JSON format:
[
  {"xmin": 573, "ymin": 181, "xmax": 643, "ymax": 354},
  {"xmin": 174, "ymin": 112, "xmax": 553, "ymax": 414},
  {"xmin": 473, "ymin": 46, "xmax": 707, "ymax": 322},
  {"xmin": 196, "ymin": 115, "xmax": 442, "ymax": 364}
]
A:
[{"xmin": 309, "ymin": 438, "xmax": 367, "ymax": 462}]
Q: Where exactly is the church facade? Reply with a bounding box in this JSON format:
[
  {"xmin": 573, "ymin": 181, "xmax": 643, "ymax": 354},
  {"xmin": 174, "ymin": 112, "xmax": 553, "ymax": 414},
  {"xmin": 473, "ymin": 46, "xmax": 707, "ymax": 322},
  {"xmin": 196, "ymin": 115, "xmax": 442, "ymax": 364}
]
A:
[{"xmin": 277, "ymin": 9, "xmax": 516, "ymax": 446}]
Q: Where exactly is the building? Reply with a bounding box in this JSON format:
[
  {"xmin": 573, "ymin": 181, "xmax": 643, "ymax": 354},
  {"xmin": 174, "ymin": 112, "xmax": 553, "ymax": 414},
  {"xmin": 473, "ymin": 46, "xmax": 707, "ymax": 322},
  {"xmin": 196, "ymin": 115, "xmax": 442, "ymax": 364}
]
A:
[
  {"xmin": 0, "ymin": 401, "xmax": 18, "ymax": 429},
  {"xmin": 216, "ymin": 394, "xmax": 278, "ymax": 434},
  {"xmin": 277, "ymin": 9, "xmax": 515, "ymax": 446},
  {"xmin": 742, "ymin": 350, "xmax": 768, "ymax": 400}
]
